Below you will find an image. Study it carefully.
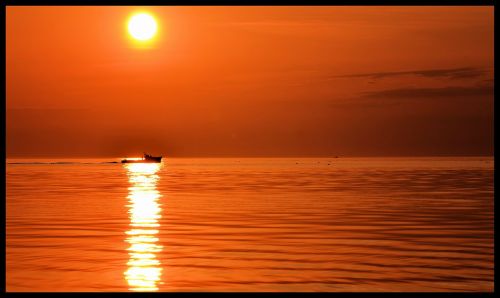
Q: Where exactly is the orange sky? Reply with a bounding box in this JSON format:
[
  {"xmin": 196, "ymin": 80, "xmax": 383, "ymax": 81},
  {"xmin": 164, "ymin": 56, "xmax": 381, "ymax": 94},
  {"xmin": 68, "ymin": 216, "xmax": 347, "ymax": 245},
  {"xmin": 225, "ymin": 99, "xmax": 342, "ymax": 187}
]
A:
[{"xmin": 6, "ymin": 6, "xmax": 494, "ymax": 157}]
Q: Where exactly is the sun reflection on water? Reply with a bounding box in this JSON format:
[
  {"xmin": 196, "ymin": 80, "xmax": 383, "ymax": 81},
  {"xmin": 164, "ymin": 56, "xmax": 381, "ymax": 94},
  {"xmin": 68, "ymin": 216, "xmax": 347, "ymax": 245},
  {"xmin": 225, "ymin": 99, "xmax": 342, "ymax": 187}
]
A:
[{"xmin": 124, "ymin": 163, "xmax": 163, "ymax": 291}]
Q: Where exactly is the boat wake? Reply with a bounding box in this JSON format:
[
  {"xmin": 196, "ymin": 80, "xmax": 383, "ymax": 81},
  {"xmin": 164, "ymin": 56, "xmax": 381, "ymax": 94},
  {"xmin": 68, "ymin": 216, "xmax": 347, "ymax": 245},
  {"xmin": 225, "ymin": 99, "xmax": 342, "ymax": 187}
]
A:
[{"xmin": 7, "ymin": 161, "xmax": 119, "ymax": 165}]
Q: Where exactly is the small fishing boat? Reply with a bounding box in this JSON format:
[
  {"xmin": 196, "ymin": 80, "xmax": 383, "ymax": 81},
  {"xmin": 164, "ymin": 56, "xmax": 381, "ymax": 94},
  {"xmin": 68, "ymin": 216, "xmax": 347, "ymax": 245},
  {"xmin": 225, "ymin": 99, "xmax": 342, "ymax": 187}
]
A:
[{"xmin": 121, "ymin": 153, "xmax": 162, "ymax": 163}]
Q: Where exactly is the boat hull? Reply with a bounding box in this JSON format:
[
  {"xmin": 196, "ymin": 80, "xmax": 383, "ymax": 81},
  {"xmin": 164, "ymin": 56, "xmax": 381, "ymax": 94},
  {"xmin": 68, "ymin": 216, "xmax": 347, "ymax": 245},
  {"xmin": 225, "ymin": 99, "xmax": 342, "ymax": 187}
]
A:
[{"xmin": 121, "ymin": 159, "xmax": 162, "ymax": 163}]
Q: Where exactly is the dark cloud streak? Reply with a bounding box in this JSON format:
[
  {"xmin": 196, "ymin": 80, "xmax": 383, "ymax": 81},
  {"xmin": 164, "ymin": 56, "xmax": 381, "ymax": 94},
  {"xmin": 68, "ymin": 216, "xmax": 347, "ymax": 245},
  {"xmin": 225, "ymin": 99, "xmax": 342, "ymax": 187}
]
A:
[
  {"xmin": 335, "ymin": 67, "xmax": 488, "ymax": 80},
  {"xmin": 361, "ymin": 85, "xmax": 493, "ymax": 100}
]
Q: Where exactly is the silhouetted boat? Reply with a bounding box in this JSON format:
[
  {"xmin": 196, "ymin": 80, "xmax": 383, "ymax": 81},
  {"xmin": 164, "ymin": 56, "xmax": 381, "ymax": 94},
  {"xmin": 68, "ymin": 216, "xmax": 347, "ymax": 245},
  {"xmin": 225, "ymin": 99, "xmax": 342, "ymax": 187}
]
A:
[{"xmin": 121, "ymin": 153, "xmax": 162, "ymax": 163}]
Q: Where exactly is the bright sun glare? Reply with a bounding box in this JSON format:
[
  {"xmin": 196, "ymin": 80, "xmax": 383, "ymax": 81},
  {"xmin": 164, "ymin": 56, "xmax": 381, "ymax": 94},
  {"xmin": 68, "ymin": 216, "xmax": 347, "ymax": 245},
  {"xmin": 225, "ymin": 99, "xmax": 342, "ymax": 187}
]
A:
[{"xmin": 128, "ymin": 13, "xmax": 158, "ymax": 41}]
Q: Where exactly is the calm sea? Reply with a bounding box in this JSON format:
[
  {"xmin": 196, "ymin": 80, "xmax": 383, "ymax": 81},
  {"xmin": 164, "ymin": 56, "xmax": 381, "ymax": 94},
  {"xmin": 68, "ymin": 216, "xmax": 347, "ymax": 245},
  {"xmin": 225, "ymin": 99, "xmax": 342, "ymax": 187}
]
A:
[{"xmin": 6, "ymin": 157, "xmax": 494, "ymax": 292}]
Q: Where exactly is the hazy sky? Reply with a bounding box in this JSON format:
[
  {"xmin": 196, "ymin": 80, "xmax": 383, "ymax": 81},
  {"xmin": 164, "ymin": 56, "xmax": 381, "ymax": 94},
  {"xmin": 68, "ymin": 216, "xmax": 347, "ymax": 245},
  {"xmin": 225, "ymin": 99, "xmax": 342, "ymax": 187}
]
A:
[{"xmin": 6, "ymin": 6, "xmax": 494, "ymax": 157}]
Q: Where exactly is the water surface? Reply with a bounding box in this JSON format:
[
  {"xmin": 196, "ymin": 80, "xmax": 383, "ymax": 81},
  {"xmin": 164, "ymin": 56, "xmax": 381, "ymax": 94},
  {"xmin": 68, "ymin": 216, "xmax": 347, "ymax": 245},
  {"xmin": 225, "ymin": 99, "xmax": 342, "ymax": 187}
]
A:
[{"xmin": 6, "ymin": 157, "xmax": 494, "ymax": 291}]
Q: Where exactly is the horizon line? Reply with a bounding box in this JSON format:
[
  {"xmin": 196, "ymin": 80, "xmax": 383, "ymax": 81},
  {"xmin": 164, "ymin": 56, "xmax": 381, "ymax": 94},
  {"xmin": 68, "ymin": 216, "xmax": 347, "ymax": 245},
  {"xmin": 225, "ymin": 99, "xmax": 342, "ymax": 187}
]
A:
[{"xmin": 5, "ymin": 154, "xmax": 495, "ymax": 159}]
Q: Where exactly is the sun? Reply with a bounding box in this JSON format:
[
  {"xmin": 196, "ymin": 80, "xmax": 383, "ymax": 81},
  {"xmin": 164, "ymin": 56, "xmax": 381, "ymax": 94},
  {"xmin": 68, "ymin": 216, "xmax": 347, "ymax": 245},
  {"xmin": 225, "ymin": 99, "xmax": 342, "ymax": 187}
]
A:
[{"xmin": 128, "ymin": 13, "xmax": 158, "ymax": 41}]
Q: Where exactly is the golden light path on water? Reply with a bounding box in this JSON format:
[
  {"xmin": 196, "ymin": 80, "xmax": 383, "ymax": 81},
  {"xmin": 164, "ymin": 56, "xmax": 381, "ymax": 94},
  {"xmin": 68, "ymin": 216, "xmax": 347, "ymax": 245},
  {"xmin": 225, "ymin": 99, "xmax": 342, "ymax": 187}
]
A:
[{"xmin": 124, "ymin": 163, "xmax": 163, "ymax": 291}]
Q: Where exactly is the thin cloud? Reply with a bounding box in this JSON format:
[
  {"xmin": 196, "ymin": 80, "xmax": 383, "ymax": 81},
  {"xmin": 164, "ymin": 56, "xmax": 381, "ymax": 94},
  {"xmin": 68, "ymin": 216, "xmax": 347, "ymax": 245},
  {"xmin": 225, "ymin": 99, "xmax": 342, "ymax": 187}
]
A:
[
  {"xmin": 335, "ymin": 67, "xmax": 488, "ymax": 80},
  {"xmin": 361, "ymin": 85, "xmax": 493, "ymax": 99}
]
